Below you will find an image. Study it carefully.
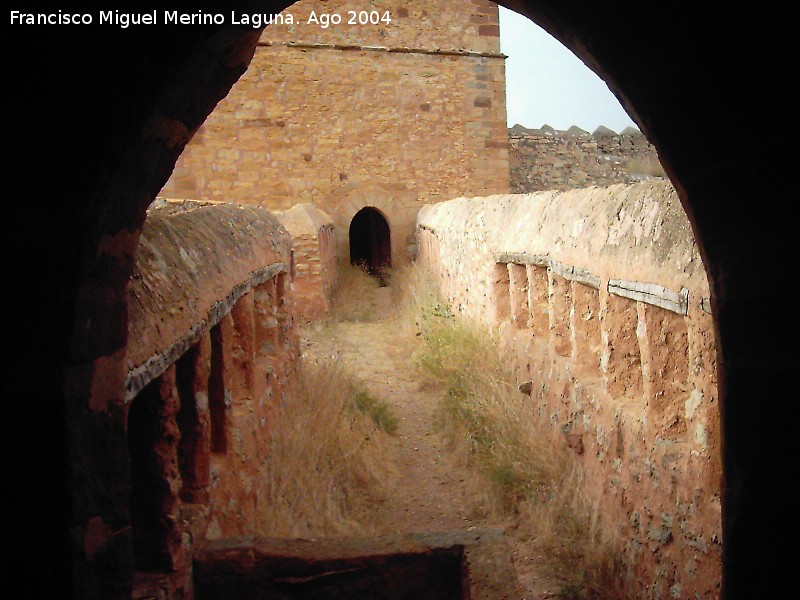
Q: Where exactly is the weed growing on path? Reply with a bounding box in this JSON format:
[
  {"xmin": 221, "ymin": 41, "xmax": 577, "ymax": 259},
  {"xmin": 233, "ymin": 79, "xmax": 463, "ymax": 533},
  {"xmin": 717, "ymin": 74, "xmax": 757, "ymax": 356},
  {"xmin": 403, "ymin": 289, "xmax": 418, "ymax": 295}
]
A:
[
  {"xmin": 258, "ymin": 360, "xmax": 397, "ymax": 537},
  {"xmin": 352, "ymin": 389, "xmax": 399, "ymax": 434},
  {"xmin": 330, "ymin": 263, "xmax": 383, "ymax": 322},
  {"xmin": 393, "ymin": 263, "xmax": 628, "ymax": 599}
]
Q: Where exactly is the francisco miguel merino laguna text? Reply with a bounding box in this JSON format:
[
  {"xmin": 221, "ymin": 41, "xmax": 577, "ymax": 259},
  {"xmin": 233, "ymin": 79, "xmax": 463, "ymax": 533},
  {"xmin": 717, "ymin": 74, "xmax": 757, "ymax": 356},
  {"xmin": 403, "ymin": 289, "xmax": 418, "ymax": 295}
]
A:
[{"xmin": 10, "ymin": 10, "xmax": 306, "ymax": 28}]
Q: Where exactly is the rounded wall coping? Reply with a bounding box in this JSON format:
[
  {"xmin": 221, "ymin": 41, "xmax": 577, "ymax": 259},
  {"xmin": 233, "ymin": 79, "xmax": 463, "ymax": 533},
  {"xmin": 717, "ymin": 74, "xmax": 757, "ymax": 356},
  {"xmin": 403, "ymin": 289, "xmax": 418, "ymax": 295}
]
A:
[
  {"xmin": 417, "ymin": 180, "xmax": 709, "ymax": 297},
  {"xmin": 274, "ymin": 203, "xmax": 335, "ymax": 237},
  {"xmin": 127, "ymin": 202, "xmax": 293, "ymax": 370}
]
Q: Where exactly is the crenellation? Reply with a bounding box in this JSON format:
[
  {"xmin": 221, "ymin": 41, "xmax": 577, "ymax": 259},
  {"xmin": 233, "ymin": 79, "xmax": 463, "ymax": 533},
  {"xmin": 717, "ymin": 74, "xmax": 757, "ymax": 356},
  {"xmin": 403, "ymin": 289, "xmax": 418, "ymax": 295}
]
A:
[
  {"xmin": 525, "ymin": 264, "xmax": 548, "ymax": 336},
  {"xmin": 603, "ymin": 292, "xmax": 644, "ymax": 401},
  {"xmin": 509, "ymin": 125, "xmax": 661, "ymax": 192},
  {"xmin": 548, "ymin": 271, "xmax": 573, "ymax": 358},
  {"xmin": 507, "ymin": 262, "xmax": 528, "ymax": 328},
  {"xmin": 637, "ymin": 302, "xmax": 690, "ymax": 438},
  {"xmin": 492, "ymin": 262, "xmax": 511, "ymax": 322},
  {"xmin": 127, "ymin": 368, "xmax": 184, "ymax": 580},
  {"xmin": 176, "ymin": 342, "xmax": 211, "ymax": 505},
  {"xmin": 571, "ymin": 281, "xmax": 602, "ymax": 378}
]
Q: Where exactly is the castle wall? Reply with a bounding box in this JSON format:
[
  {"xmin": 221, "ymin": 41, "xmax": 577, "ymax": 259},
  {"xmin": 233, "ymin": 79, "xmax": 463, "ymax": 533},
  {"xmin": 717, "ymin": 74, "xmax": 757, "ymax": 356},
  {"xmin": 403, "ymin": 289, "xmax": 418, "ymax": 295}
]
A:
[
  {"xmin": 509, "ymin": 126, "xmax": 661, "ymax": 192},
  {"xmin": 125, "ymin": 200, "xmax": 299, "ymax": 598},
  {"xmin": 160, "ymin": 0, "xmax": 509, "ymax": 263},
  {"xmin": 275, "ymin": 203, "xmax": 338, "ymax": 322},
  {"xmin": 416, "ymin": 180, "xmax": 721, "ymax": 598}
]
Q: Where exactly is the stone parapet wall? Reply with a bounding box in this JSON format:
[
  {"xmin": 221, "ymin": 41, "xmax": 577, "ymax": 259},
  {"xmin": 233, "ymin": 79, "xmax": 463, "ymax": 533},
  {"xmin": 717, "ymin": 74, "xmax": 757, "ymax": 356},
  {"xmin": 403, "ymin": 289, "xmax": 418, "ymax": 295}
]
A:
[
  {"xmin": 416, "ymin": 180, "xmax": 721, "ymax": 598},
  {"xmin": 509, "ymin": 126, "xmax": 661, "ymax": 192},
  {"xmin": 125, "ymin": 200, "xmax": 299, "ymax": 598},
  {"xmin": 129, "ymin": 199, "xmax": 293, "ymax": 369}
]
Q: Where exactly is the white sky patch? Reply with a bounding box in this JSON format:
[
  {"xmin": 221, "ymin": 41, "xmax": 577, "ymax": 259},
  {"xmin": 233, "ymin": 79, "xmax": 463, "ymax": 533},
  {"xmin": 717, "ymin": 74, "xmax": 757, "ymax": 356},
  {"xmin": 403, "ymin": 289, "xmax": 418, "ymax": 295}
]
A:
[{"xmin": 499, "ymin": 7, "xmax": 638, "ymax": 134}]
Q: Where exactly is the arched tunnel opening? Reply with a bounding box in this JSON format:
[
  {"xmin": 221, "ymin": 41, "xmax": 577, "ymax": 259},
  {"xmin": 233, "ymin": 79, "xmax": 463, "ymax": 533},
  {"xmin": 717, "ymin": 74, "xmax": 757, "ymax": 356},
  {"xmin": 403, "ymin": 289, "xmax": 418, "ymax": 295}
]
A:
[
  {"xmin": 8, "ymin": 2, "xmax": 797, "ymax": 598},
  {"xmin": 349, "ymin": 207, "xmax": 391, "ymax": 285}
]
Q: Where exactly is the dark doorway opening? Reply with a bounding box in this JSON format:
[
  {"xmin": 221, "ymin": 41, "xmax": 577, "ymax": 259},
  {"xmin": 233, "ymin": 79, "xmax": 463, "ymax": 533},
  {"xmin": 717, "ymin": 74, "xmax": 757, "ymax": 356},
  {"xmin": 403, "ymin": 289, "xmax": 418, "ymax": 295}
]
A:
[{"xmin": 349, "ymin": 207, "xmax": 391, "ymax": 284}]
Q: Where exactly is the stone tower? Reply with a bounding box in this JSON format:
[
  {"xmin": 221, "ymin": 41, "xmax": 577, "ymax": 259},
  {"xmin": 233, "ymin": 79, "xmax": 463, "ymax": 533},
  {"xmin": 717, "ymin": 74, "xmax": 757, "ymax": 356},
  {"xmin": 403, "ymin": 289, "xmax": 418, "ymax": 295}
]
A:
[{"xmin": 160, "ymin": 0, "xmax": 509, "ymax": 266}]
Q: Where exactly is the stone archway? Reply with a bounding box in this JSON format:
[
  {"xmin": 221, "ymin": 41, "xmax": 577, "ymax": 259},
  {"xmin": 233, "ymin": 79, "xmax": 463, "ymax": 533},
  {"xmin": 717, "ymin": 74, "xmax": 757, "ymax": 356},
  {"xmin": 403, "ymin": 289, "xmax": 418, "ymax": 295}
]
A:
[
  {"xmin": 331, "ymin": 183, "xmax": 412, "ymax": 268},
  {"xmin": 349, "ymin": 207, "xmax": 392, "ymax": 283}
]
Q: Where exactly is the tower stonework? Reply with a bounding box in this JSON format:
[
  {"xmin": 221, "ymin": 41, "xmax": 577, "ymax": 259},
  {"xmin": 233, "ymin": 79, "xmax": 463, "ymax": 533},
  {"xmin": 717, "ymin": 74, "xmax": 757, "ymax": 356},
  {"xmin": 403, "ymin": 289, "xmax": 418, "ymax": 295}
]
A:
[{"xmin": 160, "ymin": 0, "xmax": 509, "ymax": 263}]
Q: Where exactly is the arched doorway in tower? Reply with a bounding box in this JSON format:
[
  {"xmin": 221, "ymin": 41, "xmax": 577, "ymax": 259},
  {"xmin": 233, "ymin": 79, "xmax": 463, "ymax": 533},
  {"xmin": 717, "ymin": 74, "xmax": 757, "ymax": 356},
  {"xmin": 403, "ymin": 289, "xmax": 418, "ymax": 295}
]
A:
[{"xmin": 349, "ymin": 207, "xmax": 391, "ymax": 284}]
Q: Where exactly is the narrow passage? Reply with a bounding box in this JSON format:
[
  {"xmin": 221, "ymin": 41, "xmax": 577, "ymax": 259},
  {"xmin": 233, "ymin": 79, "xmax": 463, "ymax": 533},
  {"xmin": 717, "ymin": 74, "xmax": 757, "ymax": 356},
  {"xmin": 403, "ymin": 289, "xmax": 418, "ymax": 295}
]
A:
[
  {"xmin": 300, "ymin": 287, "xmax": 480, "ymax": 533},
  {"xmin": 298, "ymin": 285, "xmax": 560, "ymax": 599}
]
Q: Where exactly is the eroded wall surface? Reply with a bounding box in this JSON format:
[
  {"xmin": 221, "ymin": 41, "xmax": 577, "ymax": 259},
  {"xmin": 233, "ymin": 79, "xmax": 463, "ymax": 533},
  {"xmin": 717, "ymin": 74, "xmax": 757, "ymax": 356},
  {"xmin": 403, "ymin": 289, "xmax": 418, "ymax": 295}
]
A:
[
  {"xmin": 125, "ymin": 200, "xmax": 299, "ymax": 598},
  {"xmin": 417, "ymin": 180, "xmax": 721, "ymax": 598},
  {"xmin": 160, "ymin": 0, "xmax": 509, "ymax": 263}
]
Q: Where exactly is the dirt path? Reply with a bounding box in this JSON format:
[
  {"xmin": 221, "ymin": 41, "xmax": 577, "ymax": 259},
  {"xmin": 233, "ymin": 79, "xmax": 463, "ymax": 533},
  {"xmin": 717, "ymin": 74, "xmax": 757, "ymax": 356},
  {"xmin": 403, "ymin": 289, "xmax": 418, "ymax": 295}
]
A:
[
  {"xmin": 300, "ymin": 287, "xmax": 484, "ymax": 533},
  {"xmin": 298, "ymin": 287, "xmax": 558, "ymax": 599}
]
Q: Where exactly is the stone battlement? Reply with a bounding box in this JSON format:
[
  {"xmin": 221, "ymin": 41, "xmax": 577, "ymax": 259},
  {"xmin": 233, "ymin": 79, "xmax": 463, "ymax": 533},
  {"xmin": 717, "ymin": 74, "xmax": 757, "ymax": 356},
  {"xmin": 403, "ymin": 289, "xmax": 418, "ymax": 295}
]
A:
[{"xmin": 509, "ymin": 124, "xmax": 661, "ymax": 192}]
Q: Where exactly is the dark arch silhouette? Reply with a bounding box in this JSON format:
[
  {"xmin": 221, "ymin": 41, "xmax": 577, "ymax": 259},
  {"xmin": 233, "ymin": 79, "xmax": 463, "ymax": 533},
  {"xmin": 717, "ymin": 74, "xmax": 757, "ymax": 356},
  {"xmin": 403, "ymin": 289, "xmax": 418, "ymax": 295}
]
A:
[
  {"xmin": 6, "ymin": 4, "xmax": 796, "ymax": 598},
  {"xmin": 127, "ymin": 380, "xmax": 171, "ymax": 573},
  {"xmin": 349, "ymin": 207, "xmax": 391, "ymax": 283}
]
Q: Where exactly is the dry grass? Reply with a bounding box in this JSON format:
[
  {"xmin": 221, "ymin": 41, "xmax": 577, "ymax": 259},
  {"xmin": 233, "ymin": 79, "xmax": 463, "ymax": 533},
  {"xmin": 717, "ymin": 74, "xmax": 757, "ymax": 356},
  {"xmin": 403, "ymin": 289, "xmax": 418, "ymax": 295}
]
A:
[
  {"xmin": 329, "ymin": 263, "xmax": 383, "ymax": 322},
  {"xmin": 352, "ymin": 389, "xmax": 399, "ymax": 435},
  {"xmin": 388, "ymin": 262, "xmax": 441, "ymax": 336},
  {"xmin": 624, "ymin": 156, "xmax": 666, "ymax": 177},
  {"xmin": 257, "ymin": 360, "xmax": 397, "ymax": 537},
  {"xmin": 393, "ymin": 263, "xmax": 628, "ymax": 599}
]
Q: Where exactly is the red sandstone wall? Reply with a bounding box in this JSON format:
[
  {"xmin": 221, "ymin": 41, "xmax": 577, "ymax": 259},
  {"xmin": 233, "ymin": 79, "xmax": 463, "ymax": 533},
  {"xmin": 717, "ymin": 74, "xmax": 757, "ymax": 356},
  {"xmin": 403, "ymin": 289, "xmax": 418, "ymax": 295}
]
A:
[
  {"xmin": 262, "ymin": 0, "xmax": 501, "ymax": 52},
  {"xmin": 160, "ymin": 0, "xmax": 509, "ymax": 263},
  {"xmin": 276, "ymin": 203, "xmax": 339, "ymax": 322},
  {"xmin": 125, "ymin": 200, "xmax": 299, "ymax": 598},
  {"xmin": 416, "ymin": 181, "xmax": 721, "ymax": 598}
]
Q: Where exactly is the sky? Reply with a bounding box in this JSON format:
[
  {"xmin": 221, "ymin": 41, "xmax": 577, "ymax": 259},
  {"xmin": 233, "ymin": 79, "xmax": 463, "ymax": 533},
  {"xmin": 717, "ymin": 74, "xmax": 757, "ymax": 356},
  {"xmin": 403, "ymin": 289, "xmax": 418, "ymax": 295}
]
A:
[{"xmin": 498, "ymin": 7, "xmax": 638, "ymax": 134}]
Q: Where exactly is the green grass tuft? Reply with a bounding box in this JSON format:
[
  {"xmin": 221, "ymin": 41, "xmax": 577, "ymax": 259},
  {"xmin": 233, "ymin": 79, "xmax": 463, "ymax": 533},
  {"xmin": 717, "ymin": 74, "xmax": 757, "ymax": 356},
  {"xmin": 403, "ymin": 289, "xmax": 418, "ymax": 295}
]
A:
[{"xmin": 352, "ymin": 389, "xmax": 399, "ymax": 434}]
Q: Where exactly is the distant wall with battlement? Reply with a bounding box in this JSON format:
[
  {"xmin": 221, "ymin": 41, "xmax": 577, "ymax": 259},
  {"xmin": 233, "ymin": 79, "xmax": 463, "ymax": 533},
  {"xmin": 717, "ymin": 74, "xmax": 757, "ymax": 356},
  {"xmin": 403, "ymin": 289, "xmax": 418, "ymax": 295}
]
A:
[{"xmin": 509, "ymin": 124, "xmax": 662, "ymax": 192}]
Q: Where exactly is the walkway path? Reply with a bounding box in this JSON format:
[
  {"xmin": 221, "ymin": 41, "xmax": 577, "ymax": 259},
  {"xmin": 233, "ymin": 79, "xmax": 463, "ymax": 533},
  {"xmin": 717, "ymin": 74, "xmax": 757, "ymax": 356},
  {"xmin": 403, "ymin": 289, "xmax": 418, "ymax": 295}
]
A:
[
  {"xmin": 298, "ymin": 287, "xmax": 559, "ymax": 599},
  {"xmin": 300, "ymin": 288, "xmax": 482, "ymax": 533}
]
